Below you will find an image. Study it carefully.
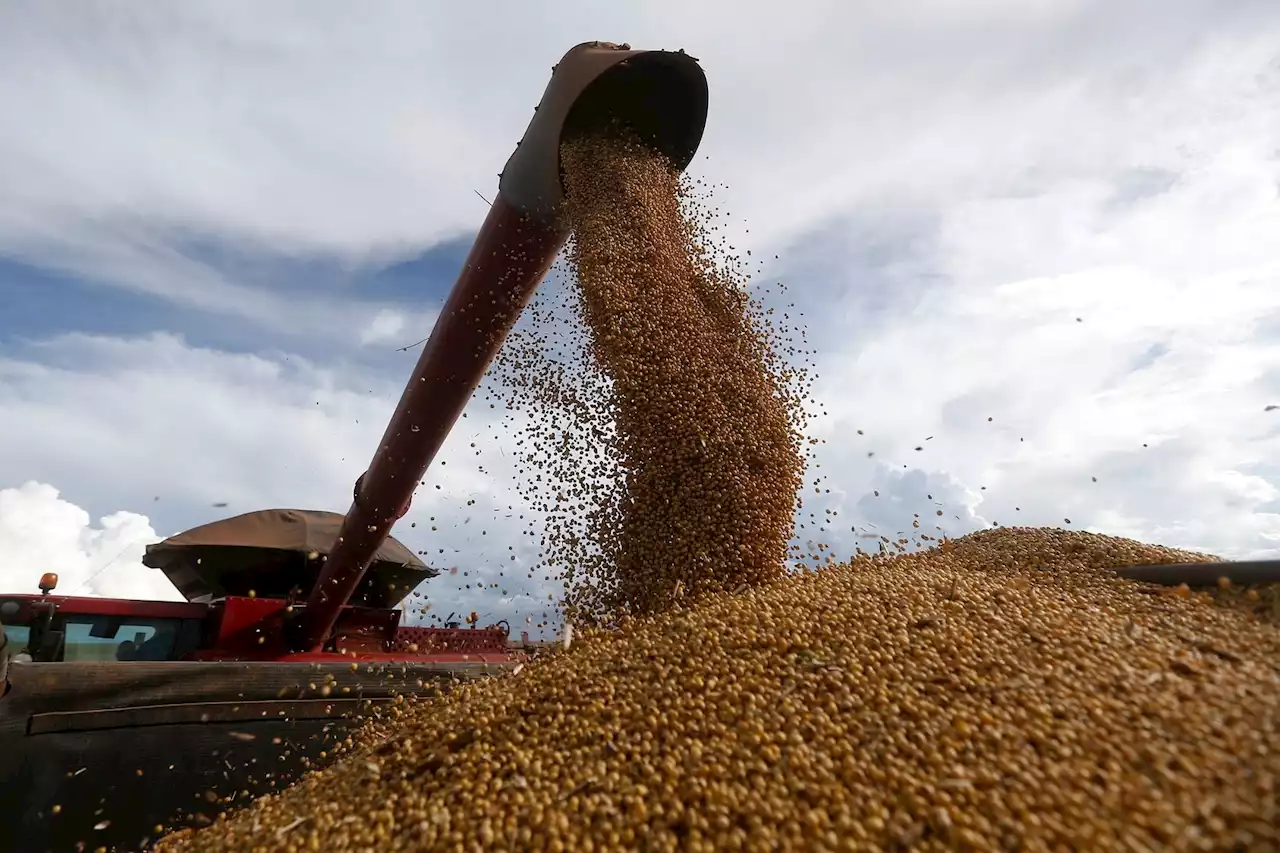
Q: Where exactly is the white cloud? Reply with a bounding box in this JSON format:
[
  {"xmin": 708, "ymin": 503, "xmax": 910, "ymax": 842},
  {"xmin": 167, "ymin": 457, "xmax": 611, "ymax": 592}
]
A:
[
  {"xmin": 3, "ymin": 2, "xmax": 1275, "ymax": 316},
  {"xmin": 0, "ymin": 332, "xmax": 560, "ymax": 630},
  {"xmin": 789, "ymin": 92, "xmax": 1280, "ymax": 559},
  {"xmin": 0, "ymin": 481, "xmax": 179, "ymax": 601},
  {"xmin": 359, "ymin": 308, "xmax": 407, "ymax": 346}
]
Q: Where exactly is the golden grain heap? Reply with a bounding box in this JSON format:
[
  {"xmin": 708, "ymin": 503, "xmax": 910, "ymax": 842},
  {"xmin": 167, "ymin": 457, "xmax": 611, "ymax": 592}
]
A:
[
  {"xmin": 160, "ymin": 137, "xmax": 1280, "ymax": 852},
  {"xmin": 162, "ymin": 528, "xmax": 1280, "ymax": 853}
]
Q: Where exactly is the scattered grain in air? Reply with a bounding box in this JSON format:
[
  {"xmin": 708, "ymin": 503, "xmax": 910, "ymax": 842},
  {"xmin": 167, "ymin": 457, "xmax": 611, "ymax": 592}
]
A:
[{"xmin": 157, "ymin": 132, "xmax": 1280, "ymax": 853}]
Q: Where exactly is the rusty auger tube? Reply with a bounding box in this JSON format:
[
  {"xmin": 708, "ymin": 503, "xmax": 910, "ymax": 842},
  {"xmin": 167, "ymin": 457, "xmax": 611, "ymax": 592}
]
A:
[{"xmin": 297, "ymin": 42, "xmax": 708, "ymax": 650}]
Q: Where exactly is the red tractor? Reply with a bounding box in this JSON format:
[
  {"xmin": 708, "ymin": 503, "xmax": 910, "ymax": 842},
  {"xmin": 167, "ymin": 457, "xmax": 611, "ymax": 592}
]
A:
[{"xmin": 0, "ymin": 41, "xmax": 709, "ymax": 853}]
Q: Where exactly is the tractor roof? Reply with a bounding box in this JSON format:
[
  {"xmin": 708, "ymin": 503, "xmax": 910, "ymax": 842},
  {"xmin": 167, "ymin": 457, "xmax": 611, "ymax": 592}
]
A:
[{"xmin": 143, "ymin": 508, "xmax": 433, "ymax": 607}]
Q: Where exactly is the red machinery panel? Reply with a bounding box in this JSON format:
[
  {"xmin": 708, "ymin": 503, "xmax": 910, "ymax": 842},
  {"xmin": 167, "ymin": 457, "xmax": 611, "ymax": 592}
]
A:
[
  {"xmin": 1, "ymin": 593, "xmax": 208, "ymax": 621},
  {"xmin": 393, "ymin": 626, "xmax": 510, "ymax": 656}
]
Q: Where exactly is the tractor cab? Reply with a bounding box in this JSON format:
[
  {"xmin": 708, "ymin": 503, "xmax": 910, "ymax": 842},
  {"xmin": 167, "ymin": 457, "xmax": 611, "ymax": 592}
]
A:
[
  {"xmin": 1, "ymin": 509, "xmax": 444, "ymax": 670},
  {"xmin": 0, "ymin": 587, "xmax": 206, "ymax": 667}
]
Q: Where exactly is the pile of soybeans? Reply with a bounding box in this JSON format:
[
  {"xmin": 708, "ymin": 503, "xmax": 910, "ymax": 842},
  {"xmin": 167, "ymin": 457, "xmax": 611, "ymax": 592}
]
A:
[{"xmin": 160, "ymin": 136, "xmax": 1280, "ymax": 852}]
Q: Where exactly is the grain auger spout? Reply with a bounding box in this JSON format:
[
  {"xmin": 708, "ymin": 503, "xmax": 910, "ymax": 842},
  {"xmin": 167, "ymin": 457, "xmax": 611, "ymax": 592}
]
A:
[{"xmin": 296, "ymin": 42, "xmax": 709, "ymax": 651}]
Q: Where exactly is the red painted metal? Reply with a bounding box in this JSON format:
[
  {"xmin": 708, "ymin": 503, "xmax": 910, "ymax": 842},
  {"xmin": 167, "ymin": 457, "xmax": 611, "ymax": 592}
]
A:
[
  {"xmin": 392, "ymin": 625, "xmax": 511, "ymax": 655},
  {"xmin": 194, "ymin": 597, "xmax": 510, "ymax": 661},
  {"xmin": 3, "ymin": 593, "xmax": 209, "ymax": 621},
  {"xmin": 298, "ymin": 196, "xmax": 566, "ymax": 650},
  {"xmin": 213, "ymin": 595, "xmax": 297, "ymax": 642}
]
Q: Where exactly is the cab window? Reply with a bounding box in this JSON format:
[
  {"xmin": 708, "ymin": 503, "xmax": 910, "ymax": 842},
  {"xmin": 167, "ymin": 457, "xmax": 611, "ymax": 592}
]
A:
[
  {"xmin": 62, "ymin": 616, "xmax": 180, "ymax": 662},
  {"xmin": 2, "ymin": 625, "xmax": 30, "ymax": 663}
]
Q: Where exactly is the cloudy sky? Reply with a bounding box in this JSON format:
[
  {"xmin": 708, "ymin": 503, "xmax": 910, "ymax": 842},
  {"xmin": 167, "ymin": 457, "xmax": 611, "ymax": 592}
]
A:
[{"xmin": 2, "ymin": 1, "xmax": 1279, "ymax": 635}]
